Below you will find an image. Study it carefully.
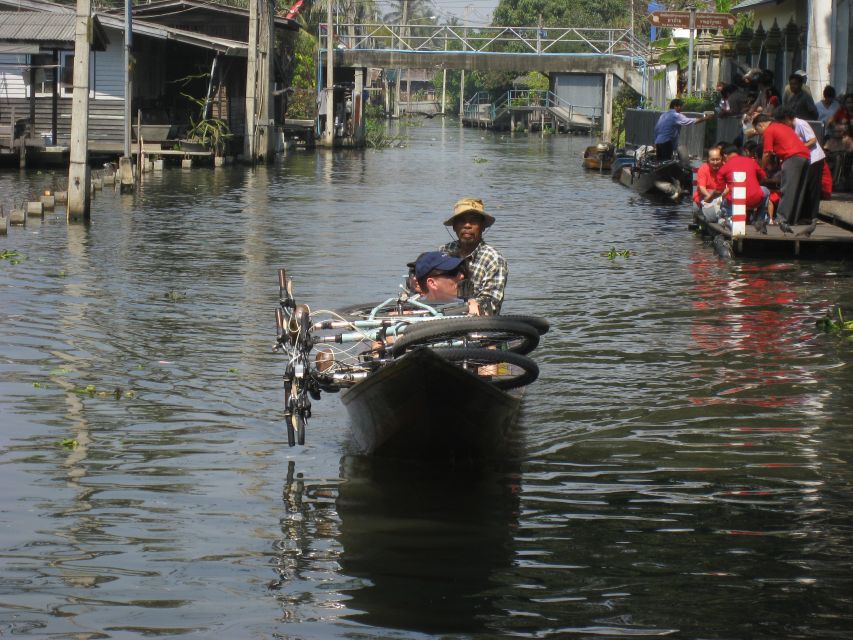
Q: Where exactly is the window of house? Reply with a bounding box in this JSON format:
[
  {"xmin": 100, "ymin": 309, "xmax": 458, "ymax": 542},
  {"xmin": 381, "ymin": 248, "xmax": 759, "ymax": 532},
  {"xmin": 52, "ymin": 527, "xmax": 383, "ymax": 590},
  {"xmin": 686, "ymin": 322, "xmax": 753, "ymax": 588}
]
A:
[
  {"xmin": 60, "ymin": 52, "xmax": 74, "ymax": 95},
  {"xmin": 30, "ymin": 54, "xmax": 55, "ymax": 96}
]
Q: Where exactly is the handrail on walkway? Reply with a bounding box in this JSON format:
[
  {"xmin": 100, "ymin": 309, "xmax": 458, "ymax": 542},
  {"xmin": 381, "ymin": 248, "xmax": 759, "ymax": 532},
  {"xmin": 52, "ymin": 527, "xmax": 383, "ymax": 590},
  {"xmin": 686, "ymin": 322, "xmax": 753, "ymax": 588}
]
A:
[
  {"xmin": 461, "ymin": 89, "xmax": 602, "ymax": 127},
  {"xmin": 321, "ymin": 22, "xmax": 649, "ymax": 62}
]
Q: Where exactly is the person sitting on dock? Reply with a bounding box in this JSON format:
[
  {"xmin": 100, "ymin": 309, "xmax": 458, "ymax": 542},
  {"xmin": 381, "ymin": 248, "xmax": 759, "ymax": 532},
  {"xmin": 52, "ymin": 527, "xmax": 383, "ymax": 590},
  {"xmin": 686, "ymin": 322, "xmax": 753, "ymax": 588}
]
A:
[
  {"xmin": 441, "ymin": 198, "xmax": 507, "ymax": 316},
  {"xmin": 718, "ymin": 144, "xmax": 771, "ymax": 226},
  {"xmin": 653, "ymin": 99, "xmax": 714, "ymax": 162},
  {"xmin": 694, "ymin": 146, "xmax": 725, "ymax": 209},
  {"xmin": 754, "ymin": 114, "xmax": 811, "ymax": 230}
]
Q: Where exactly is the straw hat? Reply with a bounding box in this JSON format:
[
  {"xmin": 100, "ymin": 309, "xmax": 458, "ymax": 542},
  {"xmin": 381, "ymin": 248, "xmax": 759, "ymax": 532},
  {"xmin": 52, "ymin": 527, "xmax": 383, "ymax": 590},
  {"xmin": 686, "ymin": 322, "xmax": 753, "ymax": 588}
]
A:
[{"xmin": 443, "ymin": 197, "xmax": 495, "ymax": 227}]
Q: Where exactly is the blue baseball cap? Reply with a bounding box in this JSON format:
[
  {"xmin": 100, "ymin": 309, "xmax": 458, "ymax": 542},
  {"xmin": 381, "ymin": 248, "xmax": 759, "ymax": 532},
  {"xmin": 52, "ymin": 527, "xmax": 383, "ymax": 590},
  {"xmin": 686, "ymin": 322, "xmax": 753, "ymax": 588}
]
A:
[{"xmin": 414, "ymin": 251, "xmax": 463, "ymax": 280}]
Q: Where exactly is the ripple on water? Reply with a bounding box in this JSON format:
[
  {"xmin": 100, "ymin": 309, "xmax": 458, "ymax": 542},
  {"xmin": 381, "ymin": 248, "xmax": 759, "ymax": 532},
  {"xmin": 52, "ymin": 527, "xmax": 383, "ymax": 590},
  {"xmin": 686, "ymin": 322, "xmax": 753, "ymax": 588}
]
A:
[{"xmin": 2, "ymin": 123, "xmax": 853, "ymax": 639}]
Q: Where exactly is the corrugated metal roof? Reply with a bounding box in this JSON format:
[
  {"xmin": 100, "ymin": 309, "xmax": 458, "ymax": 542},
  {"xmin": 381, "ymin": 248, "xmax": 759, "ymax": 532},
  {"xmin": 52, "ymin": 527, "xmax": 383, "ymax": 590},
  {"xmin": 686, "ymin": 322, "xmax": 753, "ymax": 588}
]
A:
[
  {"xmin": 0, "ymin": 0, "xmax": 74, "ymax": 13},
  {"xmin": 0, "ymin": 2, "xmax": 247, "ymax": 55},
  {"xmin": 731, "ymin": 0, "xmax": 782, "ymax": 13},
  {"xmin": 0, "ymin": 12, "xmax": 108, "ymax": 49},
  {"xmin": 0, "ymin": 12, "xmax": 75, "ymax": 41},
  {"xmin": 123, "ymin": 0, "xmax": 299, "ymax": 31},
  {"xmin": 95, "ymin": 13, "xmax": 247, "ymax": 55}
]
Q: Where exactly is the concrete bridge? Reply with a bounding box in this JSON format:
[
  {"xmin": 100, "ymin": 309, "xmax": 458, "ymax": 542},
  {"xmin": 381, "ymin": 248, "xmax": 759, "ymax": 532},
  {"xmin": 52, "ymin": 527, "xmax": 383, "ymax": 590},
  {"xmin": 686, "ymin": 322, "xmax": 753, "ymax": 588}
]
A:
[{"xmin": 323, "ymin": 23, "xmax": 649, "ymax": 139}]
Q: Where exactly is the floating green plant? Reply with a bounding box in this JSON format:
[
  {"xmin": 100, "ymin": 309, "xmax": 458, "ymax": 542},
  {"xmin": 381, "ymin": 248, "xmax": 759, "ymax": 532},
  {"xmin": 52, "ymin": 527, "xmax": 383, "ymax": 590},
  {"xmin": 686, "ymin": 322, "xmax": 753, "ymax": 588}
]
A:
[
  {"xmin": 74, "ymin": 384, "xmax": 97, "ymax": 396},
  {"xmin": 816, "ymin": 307, "xmax": 853, "ymax": 333},
  {"xmin": 601, "ymin": 247, "xmax": 635, "ymax": 260},
  {"xmin": 50, "ymin": 367, "xmax": 72, "ymax": 376},
  {"xmin": 165, "ymin": 290, "xmax": 187, "ymax": 302},
  {"xmin": 228, "ymin": 368, "xmax": 239, "ymax": 374},
  {"xmin": 1, "ymin": 250, "xmax": 25, "ymax": 264},
  {"xmin": 59, "ymin": 438, "xmax": 79, "ymax": 449},
  {"xmin": 33, "ymin": 381, "xmax": 46, "ymax": 388},
  {"xmin": 473, "ymin": 157, "xmax": 488, "ymax": 163}
]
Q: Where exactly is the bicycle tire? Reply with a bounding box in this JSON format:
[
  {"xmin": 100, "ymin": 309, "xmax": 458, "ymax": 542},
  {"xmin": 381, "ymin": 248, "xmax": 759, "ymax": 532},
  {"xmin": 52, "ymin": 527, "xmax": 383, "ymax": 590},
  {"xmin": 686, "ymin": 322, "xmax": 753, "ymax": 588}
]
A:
[
  {"xmin": 392, "ymin": 317, "xmax": 540, "ymax": 357},
  {"xmin": 499, "ymin": 314, "xmax": 550, "ymax": 336},
  {"xmin": 337, "ymin": 300, "xmax": 431, "ymax": 320},
  {"xmin": 430, "ymin": 347, "xmax": 539, "ymax": 390}
]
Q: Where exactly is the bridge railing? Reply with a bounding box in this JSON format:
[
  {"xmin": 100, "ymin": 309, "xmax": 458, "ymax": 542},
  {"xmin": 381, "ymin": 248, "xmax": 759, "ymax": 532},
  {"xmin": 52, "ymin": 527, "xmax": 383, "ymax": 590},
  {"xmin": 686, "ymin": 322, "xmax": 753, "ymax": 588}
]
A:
[
  {"xmin": 323, "ymin": 23, "xmax": 649, "ymax": 62},
  {"xmin": 463, "ymin": 90, "xmax": 603, "ymax": 128},
  {"xmin": 462, "ymin": 91, "xmax": 492, "ymax": 121}
]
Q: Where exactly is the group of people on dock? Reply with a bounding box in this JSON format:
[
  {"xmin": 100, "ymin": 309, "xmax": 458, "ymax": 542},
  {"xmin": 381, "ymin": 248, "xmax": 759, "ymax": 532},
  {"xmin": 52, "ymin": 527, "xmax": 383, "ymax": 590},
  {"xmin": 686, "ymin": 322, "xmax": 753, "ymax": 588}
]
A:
[{"xmin": 682, "ymin": 68, "xmax": 853, "ymax": 232}]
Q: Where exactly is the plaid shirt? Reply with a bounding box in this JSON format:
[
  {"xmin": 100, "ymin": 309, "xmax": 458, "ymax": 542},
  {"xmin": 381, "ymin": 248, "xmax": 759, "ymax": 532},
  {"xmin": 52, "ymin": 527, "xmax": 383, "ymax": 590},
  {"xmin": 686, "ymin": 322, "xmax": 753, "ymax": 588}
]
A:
[{"xmin": 441, "ymin": 240, "xmax": 507, "ymax": 315}]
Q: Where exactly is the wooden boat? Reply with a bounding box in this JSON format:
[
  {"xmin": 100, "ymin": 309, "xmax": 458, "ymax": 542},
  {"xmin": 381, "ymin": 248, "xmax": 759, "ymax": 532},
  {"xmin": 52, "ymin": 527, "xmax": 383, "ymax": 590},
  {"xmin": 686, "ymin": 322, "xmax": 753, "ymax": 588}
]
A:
[
  {"xmin": 582, "ymin": 142, "xmax": 615, "ymax": 171},
  {"xmin": 273, "ymin": 270, "xmax": 548, "ymax": 460},
  {"xmin": 340, "ymin": 346, "xmax": 523, "ymax": 459},
  {"xmin": 617, "ymin": 147, "xmax": 694, "ymax": 201}
]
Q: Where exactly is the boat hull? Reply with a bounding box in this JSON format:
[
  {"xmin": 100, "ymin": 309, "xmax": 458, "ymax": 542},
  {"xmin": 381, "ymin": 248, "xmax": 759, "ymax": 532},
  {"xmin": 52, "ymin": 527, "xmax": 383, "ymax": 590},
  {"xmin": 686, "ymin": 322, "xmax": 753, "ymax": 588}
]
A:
[
  {"xmin": 618, "ymin": 160, "xmax": 693, "ymax": 200},
  {"xmin": 340, "ymin": 348, "xmax": 522, "ymax": 460}
]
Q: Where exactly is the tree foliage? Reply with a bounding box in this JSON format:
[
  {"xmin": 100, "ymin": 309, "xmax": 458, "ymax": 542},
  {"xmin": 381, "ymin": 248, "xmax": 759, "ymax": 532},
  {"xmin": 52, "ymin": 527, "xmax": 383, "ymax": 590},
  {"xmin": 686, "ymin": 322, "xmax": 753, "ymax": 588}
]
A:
[{"xmin": 492, "ymin": 0, "xmax": 629, "ymax": 29}]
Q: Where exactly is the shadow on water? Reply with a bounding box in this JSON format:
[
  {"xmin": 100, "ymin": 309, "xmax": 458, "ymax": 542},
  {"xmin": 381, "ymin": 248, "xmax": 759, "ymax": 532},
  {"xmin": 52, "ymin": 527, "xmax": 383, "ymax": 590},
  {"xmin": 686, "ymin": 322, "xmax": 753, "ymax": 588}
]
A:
[{"xmin": 275, "ymin": 456, "xmax": 521, "ymax": 636}]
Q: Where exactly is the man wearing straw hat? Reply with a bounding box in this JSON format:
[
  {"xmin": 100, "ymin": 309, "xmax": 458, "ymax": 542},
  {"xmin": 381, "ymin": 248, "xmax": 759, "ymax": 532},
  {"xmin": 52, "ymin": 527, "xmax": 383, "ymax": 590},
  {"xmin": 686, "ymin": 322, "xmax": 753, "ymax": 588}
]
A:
[{"xmin": 440, "ymin": 198, "xmax": 507, "ymax": 316}]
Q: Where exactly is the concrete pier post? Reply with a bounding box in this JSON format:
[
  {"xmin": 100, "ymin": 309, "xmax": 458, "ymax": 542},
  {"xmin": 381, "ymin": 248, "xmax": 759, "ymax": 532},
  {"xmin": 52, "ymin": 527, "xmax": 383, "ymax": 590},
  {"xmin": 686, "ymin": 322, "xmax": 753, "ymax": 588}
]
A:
[
  {"xmin": 27, "ymin": 201, "xmax": 44, "ymax": 218},
  {"xmin": 602, "ymin": 71, "xmax": 614, "ymax": 142},
  {"xmin": 41, "ymin": 193, "xmax": 56, "ymax": 210},
  {"xmin": 9, "ymin": 206, "xmax": 26, "ymax": 226},
  {"xmin": 119, "ymin": 156, "xmax": 134, "ymax": 192},
  {"xmin": 354, "ymin": 66, "xmax": 364, "ymax": 144},
  {"xmin": 67, "ymin": 0, "xmax": 92, "ymax": 221},
  {"xmin": 0, "ymin": 213, "xmax": 7, "ymax": 236}
]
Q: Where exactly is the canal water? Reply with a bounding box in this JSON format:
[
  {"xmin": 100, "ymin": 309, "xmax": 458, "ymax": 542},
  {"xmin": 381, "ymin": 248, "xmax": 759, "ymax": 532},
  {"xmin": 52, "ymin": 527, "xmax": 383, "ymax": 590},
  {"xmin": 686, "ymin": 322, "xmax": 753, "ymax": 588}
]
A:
[{"xmin": 1, "ymin": 121, "xmax": 853, "ymax": 639}]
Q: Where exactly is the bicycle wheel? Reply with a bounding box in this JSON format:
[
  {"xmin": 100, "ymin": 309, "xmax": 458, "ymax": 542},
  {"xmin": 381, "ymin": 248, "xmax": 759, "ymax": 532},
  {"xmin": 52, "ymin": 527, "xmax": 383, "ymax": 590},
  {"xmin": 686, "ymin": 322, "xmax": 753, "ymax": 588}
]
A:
[
  {"xmin": 499, "ymin": 314, "xmax": 550, "ymax": 336},
  {"xmin": 292, "ymin": 412, "xmax": 306, "ymax": 446},
  {"xmin": 338, "ymin": 300, "xmax": 436, "ymax": 320},
  {"xmin": 392, "ymin": 317, "xmax": 540, "ymax": 357},
  {"xmin": 430, "ymin": 347, "xmax": 539, "ymax": 390}
]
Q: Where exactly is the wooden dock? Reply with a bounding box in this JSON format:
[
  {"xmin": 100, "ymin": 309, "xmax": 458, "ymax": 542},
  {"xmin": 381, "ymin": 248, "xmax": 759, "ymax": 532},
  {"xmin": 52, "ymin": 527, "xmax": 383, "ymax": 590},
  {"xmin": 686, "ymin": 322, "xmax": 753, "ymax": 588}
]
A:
[{"xmin": 696, "ymin": 210, "xmax": 853, "ymax": 258}]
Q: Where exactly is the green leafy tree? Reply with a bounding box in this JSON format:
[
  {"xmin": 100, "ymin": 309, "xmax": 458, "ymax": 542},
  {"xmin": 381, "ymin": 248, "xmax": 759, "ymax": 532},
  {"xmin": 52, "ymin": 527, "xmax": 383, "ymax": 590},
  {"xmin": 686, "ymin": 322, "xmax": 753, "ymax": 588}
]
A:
[{"xmin": 493, "ymin": 0, "xmax": 629, "ymax": 29}]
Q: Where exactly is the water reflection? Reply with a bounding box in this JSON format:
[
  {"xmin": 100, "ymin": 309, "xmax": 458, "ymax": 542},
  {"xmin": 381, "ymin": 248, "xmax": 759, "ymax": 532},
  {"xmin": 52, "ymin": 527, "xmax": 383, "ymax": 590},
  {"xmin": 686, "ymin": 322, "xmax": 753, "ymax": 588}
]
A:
[
  {"xmin": 274, "ymin": 457, "xmax": 521, "ymax": 635},
  {"xmin": 3, "ymin": 120, "xmax": 853, "ymax": 639}
]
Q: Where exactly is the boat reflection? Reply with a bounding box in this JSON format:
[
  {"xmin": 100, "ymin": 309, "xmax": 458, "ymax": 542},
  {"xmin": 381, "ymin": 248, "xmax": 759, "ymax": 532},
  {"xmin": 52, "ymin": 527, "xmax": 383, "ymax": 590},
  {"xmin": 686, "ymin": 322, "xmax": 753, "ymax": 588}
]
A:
[{"xmin": 335, "ymin": 454, "xmax": 520, "ymax": 634}]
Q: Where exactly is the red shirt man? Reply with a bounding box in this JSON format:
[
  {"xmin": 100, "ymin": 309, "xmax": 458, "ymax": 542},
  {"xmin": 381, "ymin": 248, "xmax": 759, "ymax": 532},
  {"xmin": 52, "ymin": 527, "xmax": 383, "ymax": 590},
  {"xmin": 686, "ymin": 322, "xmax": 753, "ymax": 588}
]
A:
[
  {"xmin": 760, "ymin": 121, "xmax": 810, "ymax": 161},
  {"xmin": 693, "ymin": 147, "xmax": 725, "ymax": 205},
  {"xmin": 719, "ymin": 152, "xmax": 768, "ymax": 209}
]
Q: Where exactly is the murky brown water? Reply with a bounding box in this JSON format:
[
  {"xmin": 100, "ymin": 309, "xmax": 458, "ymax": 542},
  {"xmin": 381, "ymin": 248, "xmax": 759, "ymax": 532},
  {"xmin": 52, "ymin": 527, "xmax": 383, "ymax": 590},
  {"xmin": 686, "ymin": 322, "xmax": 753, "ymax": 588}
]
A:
[{"xmin": 2, "ymin": 121, "xmax": 853, "ymax": 638}]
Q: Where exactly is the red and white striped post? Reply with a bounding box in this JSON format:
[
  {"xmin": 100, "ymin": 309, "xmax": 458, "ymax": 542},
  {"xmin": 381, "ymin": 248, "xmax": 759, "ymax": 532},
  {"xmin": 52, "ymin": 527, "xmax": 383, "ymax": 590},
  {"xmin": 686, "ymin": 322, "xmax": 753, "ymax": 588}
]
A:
[{"xmin": 731, "ymin": 171, "xmax": 747, "ymax": 236}]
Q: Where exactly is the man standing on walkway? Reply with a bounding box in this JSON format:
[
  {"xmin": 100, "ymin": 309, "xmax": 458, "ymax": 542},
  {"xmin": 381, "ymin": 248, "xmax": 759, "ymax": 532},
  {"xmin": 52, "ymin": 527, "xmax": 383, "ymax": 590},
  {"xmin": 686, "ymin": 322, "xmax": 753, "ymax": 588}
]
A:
[
  {"xmin": 754, "ymin": 113, "xmax": 811, "ymax": 228},
  {"xmin": 653, "ymin": 99, "xmax": 714, "ymax": 161},
  {"xmin": 441, "ymin": 198, "xmax": 507, "ymax": 316},
  {"xmin": 783, "ymin": 73, "xmax": 819, "ymax": 121},
  {"xmin": 778, "ymin": 107, "xmax": 827, "ymax": 221}
]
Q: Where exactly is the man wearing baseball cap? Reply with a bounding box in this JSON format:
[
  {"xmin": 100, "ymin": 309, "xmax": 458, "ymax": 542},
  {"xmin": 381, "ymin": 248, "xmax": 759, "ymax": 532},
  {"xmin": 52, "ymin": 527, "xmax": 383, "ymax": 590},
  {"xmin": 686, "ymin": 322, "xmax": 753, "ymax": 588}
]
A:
[
  {"xmin": 412, "ymin": 251, "xmax": 466, "ymax": 303},
  {"xmin": 440, "ymin": 197, "xmax": 507, "ymax": 316}
]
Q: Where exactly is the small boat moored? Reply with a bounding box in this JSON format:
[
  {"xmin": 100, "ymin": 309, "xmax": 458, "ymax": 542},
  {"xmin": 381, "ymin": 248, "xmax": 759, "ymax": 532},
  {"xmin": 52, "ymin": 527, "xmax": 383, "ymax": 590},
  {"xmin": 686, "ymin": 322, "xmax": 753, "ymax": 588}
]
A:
[
  {"xmin": 617, "ymin": 145, "xmax": 694, "ymax": 201},
  {"xmin": 582, "ymin": 142, "xmax": 615, "ymax": 171}
]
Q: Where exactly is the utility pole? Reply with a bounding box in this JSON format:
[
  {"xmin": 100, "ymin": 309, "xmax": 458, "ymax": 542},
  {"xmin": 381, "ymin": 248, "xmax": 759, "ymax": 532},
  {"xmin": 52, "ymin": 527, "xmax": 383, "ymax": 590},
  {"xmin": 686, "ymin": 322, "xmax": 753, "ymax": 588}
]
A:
[
  {"xmin": 322, "ymin": 0, "xmax": 334, "ymax": 144},
  {"xmin": 441, "ymin": 26, "xmax": 447, "ymax": 115},
  {"xmin": 459, "ymin": 5, "xmax": 469, "ymax": 119},
  {"xmin": 67, "ymin": 0, "xmax": 91, "ymax": 221},
  {"xmin": 687, "ymin": 6, "xmax": 696, "ymax": 95},
  {"xmin": 118, "ymin": 0, "xmax": 134, "ymax": 193},
  {"xmin": 245, "ymin": 0, "xmax": 258, "ymax": 158},
  {"xmin": 394, "ymin": 0, "xmax": 408, "ymax": 118}
]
